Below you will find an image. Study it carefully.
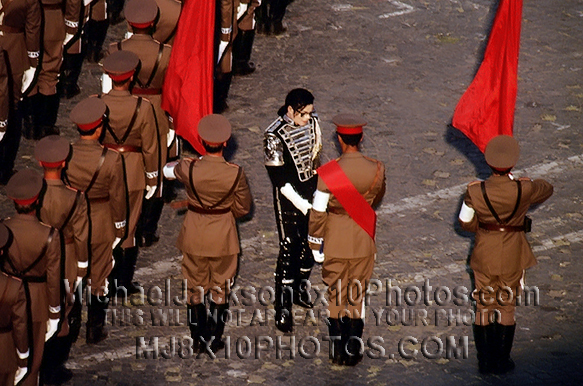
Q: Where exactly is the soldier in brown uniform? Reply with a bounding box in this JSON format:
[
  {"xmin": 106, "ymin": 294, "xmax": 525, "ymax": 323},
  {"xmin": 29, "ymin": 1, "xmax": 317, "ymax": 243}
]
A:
[
  {"xmin": 0, "ymin": 0, "xmax": 41, "ymax": 184},
  {"xmin": 100, "ymin": 50, "xmax": 160, "ymax": 294},
  {"xmin": 458, "ymin": 135, "xmax": 553, "ymax": 374},
  {"xmin": 0, "ymin": 223, "xmax": 29, "ymax": 386},
  {"xmin": 21, "ymin": 0, "xmax": 70, "ymax": 140},
  {"xmin": 108, "ymin": 0, "xmax": 174, "ymax": 248},
  {"xmin": 163, "ymin": 114, "xmax": 252, "ymax": 355},
  {"xmin": 66, "ymin": 97, "xmax": 128, "ymax": 344},
  {"xmin": 214, "ymin": 0, "xmax": 238, "ymax": 113},
  {"xmin": 3, "ymin": 169, "xmax": 62, "ymax": 386},
  {"xmin": 124, "ymin": 0, "xmax": 182, "ymax": 46},
  {"xmin": 308, "ymin": 114, "xmax": 385, "ymax": 367},
  {"xmin": 34, "ymin": 135, "xmax": 89, "ymax": 384},
  {"xmin": 58, "ymin": 0, "xmax": 86, "ymax": 98},
  {"xmin": 232, "ymin": 0, "xmax": 259, "ymax": 76},
  {"xmin": 85, "ymin": 0, "xmax": 109, "ymax": 63},
  {"xmin": 153, "ymin": 0, "xmax": 181, "ymax": 45}
]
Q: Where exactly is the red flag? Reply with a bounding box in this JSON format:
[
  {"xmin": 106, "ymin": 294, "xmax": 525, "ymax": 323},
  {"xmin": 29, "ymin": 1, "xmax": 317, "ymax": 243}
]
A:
[
  {"xmin": 162, "ymin": 0, "xmax": 215, "ymax": 155},
  {"xmin": 452, "ymin": 0, "xmax": 523, "ymax": 152}
]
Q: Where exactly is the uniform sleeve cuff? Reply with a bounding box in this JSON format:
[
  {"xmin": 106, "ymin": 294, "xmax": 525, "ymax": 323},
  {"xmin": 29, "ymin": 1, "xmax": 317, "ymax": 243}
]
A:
[
  {"xmin": 146, "ymin": 171, "xmax": 158, "ymax": 179},
  {"xmin": 49, "ymin": 305, "xmax": 61, "ymax": 313},
  {"xmin": 308, "ymin": 235, "xmax": 323, "ymax": 245}
]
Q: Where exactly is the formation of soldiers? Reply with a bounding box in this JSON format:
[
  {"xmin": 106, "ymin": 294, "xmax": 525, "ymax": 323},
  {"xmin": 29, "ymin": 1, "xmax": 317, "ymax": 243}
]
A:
[{"xmin": 0, "ymin": 0, "xmax": 554, "ymax": 384}]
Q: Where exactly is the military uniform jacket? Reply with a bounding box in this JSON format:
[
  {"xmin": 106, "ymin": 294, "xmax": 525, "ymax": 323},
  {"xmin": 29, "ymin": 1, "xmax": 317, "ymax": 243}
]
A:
[
  {"xmin": 264, "ymin": 115, "xmax": 321, "ymax": 213},
  {"xmin": 153, "ymin": 0, "xmax": 181, "ymax": 45},
  {"xmin": 175, "ymin": 155, "xmax": 252, "ymax": 257},
  {"xmin": 0, "ymin": 272, "xmax": 28, "ymax": 373},
  {"xmin": 66, "ymin": 138, "xmax": 127, "ymax": 244},
  {"xmin": 101, "ymin": 90, "xmax": 160, "ymax": 191},
  {"xmin": 309, "ymin": 152, "xmax": 385, "ymax": 259},
  {"xmin": 109, "ymin": 35, "xmax": 172, "ymax": 154},
  {"xmin": 39, "ymin": 179, "xmax": 89, "ymax": 285},
  {"xmin": 3, "ymin": 214, "xmax": 61, "ymax": 322},
  {"xmin": 460, "ymin": 174, "xmax": 553, "ymax": 276},
  {"xmin": 0, "ymin": 0, "xmax": 41, "ymax": 101}
]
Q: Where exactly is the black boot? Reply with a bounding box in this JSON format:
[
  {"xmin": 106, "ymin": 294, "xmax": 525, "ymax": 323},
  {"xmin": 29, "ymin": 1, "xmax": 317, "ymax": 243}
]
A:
[
  {"xmin": 269, "ymin": 0, "xmax": 289, "ymax": 35},
  {"xmin": 207, "ymin": 302, "xmax": 229, "ymax": 354},
  {"xmin": 342, "ymin": 317, "xmax": 364, "ymax": 366},
  {"xmin": 213, "ymin": 72, "xmax": 232, "ymax": 114},
  {"xmin": 38, "ymin": 94, "xmax": 61, "ymax": 137},
  {"xmin": 187, "ymin": 303, "xmax": 207, "ymax": 353},
  {"xmin": 86, "ymin": 294, "xmax": 109, "ymax": 344},
  {"xmin": 20, "ymin": 94, "xmax": 38, "ymax": 139},
  {"xmin": 327, "ymin": 318, "xmax": 343, "ymax": 365},
  {"xmin": 255, "ymin": 3, "xmax": 270, "ymax": 35},
  {"xmin": 85, "ymin": 19, "xmax": 109, "ymax": 63},
  {"xmin": 58, "ymin": 53, "xmax": 84, "ymax": 99},
  {"xmin": 473, "ymin": 324, "xmax": 493, "ymax": 374},
  {"xmin": 120, "ymin": 247, "xmax": 142, "ymax": 295},
  {"xmin": 275, "ymin": 286, "xmax": 294, "ymax": 333},
  {"xmin": 493, "ymin": 324, "xmax": 516, "ymax": 374},
  {"xmin": 233, "ymin": 30, "xmax": 256, "ymax": 76}
]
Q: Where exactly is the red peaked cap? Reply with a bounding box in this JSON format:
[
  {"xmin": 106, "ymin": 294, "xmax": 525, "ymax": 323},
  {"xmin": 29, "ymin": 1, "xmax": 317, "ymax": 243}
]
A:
[{"xmin": 332, "ymin": 113, "xmax": 367, "ymax": 135}]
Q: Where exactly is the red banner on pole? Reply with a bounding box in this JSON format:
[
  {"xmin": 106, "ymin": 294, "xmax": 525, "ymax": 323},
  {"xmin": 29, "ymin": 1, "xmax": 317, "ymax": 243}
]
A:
[
  {"xmin": 452, "ymin": 0, "xmax": 523, "ymax": 152},
  {"xmin": 161, "ymin": 0, "xmax": 215, "ymax": 155}
]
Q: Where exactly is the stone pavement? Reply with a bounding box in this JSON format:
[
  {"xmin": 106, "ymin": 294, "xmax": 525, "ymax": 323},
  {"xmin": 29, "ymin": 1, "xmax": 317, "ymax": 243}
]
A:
[{"xmin": 1, "ymin": 0, "xmax": 582, "ymax": 385}]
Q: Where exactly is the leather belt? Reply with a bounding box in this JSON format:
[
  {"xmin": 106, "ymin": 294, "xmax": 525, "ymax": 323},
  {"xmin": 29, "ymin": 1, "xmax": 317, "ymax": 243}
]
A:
[
  {"xmin": 328, "ymin": 207, "xmax": 347, "ymax": 215},
  {"xmin": 0, "ymin": 25, "xmax": 24, "ymax": 34},
  {"xmin": 42, "ymin": 4, "xmax": 63, "ymax": 10},
  {"xmin": 88, "ymin": 196, "xmax": 109, "ymax": 203},
  {"xmin": 23, "ymin": 275, "xmax": 47, "ymax": 283},
  {"xmin": 187, "ymin": 204, "xmax": 230, "ymax": 215},
  {"xmin": 0, "ymin": 325, "xmax": 12, "ymax": 333},
  {"xmin": 103, "ymin": 144, "xmax": 142, "ymax": 153},
  {"xmin": 479, "ymin": 223, "xmax": 525, "ymax": 232},
  {"xmin": 132, "ymin": 87, "xmax": 162, "ymax": 95}
]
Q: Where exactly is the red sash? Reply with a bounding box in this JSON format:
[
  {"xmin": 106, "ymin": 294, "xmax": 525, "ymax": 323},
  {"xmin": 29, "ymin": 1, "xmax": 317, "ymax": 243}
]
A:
[{"xmin": 317, "ymin": 160, "xmax": 376, "ymax": 240}]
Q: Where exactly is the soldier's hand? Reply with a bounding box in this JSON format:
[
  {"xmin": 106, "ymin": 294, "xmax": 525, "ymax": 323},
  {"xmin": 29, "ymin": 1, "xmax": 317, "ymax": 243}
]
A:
[
  {"xmin": 312, "ymin": 249, "xmax": 325, "ymax": 264},
  {"xmin": 14, "ymin": 366, "xmax": 27, "ymax": 385},
  {"xmin": 45, "ymin": 318, "xmax": 59, "ymax": 342},
  {"xmin": 0, "ymin": 132, "xmax": 4, "ymax": 142},
  {"xmin": 64, "ymin": 33, "xmax": 75, "ymax": 46},
  {"xmin": 112, "ymin": 237, "xmax": 122, "ymax": 249},
  {"xmin": 145, "ymin": 185, "xmax": 157, "ymax": 200},
  {"xmin": 101, "ymin": 74, "xmax": 113, "ymax": 94},
  {"xmin": 21, "ymin": 67, "xmax": 36, "ymax": 94},
  {"xmin": 167, "ymin": 129, "xmax": 176, "ymax": 147}
]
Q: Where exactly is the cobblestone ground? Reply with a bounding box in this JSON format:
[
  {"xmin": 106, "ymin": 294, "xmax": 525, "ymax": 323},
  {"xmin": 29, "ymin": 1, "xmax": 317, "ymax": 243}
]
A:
[{"xmin": 1, "ymin": 0, "xmax": 583, "ymax": 385}]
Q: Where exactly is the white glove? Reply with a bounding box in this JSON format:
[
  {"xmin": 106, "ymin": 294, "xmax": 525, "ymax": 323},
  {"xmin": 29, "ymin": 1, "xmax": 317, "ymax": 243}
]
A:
[
  {"xmin": 21, "ymin": 67, "xmax": 36, "ymax": 94},
  {"xmin": 167, "ymin": 128, "xmax": 175, "ymax": 148},
  {"xmin": 312, "ymin": 250, "xmax": 325, "ymax": 263},
  {"xmin": 124, "ymin": 31, "xmax": 134, "ymax": 40},
  {"xmin": 163, "ymin": 161, "xmax": 178, "ymax": 180},
  {"xmin": 64, "ymin": 33, "xmax": 74, "ymax": 46},
  {"xmin": 280, "ymin": 183, "xmax": 312, "ymax": 215},
  {"xmin": 145, "ymin": 185, "xmax": 157, "ymax": 200},
  {"xmin": 14, "ymin": 366, "xmax": 27, "ymax": 384},
  {"xmin": 101, "ymin": 73, "xmax": 112, "ymax": 94},
  {"xmin": 45, "ymin": 318, "xmax": 59, "ymax": 342},
  {"xmin": 217, "ymin": 41, "xmax": 228, "ymax": 64},
  {"xmin": 0, "ymin": 132, "xmax": 5, "ymax": 142},
  {"xmin": 112, "ymin": 237, "xmax": 121, "ymax": 249}
]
